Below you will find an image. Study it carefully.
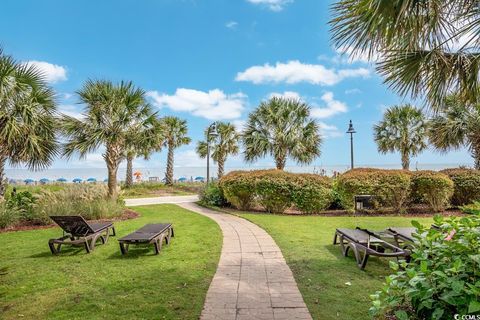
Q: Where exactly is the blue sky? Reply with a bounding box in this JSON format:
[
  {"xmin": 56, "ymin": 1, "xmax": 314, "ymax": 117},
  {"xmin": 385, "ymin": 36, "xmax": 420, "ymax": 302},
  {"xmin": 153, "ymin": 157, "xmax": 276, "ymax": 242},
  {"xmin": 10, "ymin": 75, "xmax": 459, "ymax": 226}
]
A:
[{"xmin": 0, "ymin": 0, "xmax": 471, "ymax": 170}]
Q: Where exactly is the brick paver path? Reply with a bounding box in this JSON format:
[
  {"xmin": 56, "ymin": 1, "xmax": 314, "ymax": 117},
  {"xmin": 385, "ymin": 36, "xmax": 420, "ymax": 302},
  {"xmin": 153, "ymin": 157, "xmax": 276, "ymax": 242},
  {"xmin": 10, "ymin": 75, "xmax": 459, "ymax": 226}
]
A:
[{"xmin": 178, "ymin": 203, "xmax": 312, "ymax": 320}]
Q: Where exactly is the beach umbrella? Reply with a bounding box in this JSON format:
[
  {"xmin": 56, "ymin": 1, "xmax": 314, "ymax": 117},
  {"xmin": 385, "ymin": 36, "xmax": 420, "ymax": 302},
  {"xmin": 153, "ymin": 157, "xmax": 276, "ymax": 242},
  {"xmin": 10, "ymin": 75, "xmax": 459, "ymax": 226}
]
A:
[
  {"xmin": 178, "ymin": 177, "xmax": 187, "ymax": 182},
  {"xmin": 73, "ymin": 178, "xmax": 83, "ymax": 183},
  {"xmin": 24, "ymin": 178, "xmax": 35, "ymax": 184},
  {"xmin": 56, "ymin": 177, "xmax": 67, "ymax": 182},
  {"xmin": 87, "ymin": 177, "xmax": 97, "ymax": 182},
  {"xmin": 39, "ymin": 178, "xmax": 49, "ymax": 184},
  {"xmin": 194, "ymin": 176, "xmax": 205, "ymax": 181}
]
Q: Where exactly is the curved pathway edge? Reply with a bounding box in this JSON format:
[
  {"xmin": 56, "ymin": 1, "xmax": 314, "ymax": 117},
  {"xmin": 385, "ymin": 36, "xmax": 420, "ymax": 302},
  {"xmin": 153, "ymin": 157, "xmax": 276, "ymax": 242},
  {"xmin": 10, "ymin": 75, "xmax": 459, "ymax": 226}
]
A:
[{"xmin": 178, "ymin": 203, "xmax": 312, "ymax": 320}]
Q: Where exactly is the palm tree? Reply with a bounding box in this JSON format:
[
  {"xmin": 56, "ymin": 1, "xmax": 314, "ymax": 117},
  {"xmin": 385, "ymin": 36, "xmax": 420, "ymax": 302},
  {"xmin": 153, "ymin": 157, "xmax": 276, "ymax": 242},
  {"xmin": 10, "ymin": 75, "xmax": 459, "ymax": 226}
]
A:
[
  {"xmin": 62, "ymin": 80, "xmax": 157, "ymax": 198},
  {"xmin": 373, "ymin": 105, "xmax": 428, "ymax": 170},
  {"xmin": 196, "ymin": 122, "xmax": 240, "ymax": 179},
  {"xmin": 243, "ymin": 97, "xmax": 321, "ymax": 170},
  {"xmin": 429, "ymin": 96, "xmax": 480, "ymax": 169},
  {"xmin": 161, "ymin": 116, "xmax": 191, "ymax": 185},
  {"xmin": 124, "ymin": 116, "xmax": 163, "ymax": 188},
  {"xmin": 0, "ymin": 49, "xmax": 58, "ymax": 197},
  {"xmin": 330, "ymin": 1, "xmax": 479, "ymax": 106}
]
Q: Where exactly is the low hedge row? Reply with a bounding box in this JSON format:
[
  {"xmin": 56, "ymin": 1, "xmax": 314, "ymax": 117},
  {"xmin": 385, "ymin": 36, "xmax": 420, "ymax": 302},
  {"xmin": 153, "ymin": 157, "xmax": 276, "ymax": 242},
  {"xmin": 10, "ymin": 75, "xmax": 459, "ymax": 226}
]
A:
[
  {"xmin": 336, "ymin": 168, "xmax": 455, "ymax": 212},
  {"xmin": 218, "ymin": 168, "xmax": 475, "ymax": 214},
  {"xmin": 219, "ymin": 170, "xmax": 333, "ymax": 214}
]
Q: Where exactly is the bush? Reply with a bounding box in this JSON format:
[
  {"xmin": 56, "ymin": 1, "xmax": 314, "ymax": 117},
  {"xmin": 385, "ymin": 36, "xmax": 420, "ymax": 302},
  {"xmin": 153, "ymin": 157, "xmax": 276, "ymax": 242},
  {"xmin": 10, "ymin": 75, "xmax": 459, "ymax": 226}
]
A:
[
  {"xmin": 33, "ymin": 184, "xmax": 124, "ymax": 224},
  {"xmin": 291, "ymin": 174, "xmax": 333, "ymax": 213},
  {"xmin": 253, "ymin": 170, "xmax": 293, "ymax": 213},
  {"xmin": 219, "ymin": 171, "xmax": 256, "ymax": 210},
  {"xmin": 199, "ymin": 182, "xmax": 227, "ymax": 207},
  {"xmin": 336, "ymin": 168, "xmax": 411, "ymax": 212},
  {"xmin": 411, "ymin": 171, "xmax": 453, "ymax": 212},
  {"xmin": 6, "ymin": 191, "xmax": 36, "ymax": 221},
  {"xmin": 0, "ymin": 202, "xmax": 19, "ymax": 229},
  {"xmin": 370, "ymin": 215, "xmax": 480, "ymax": 319},
  {"xmin": 460, "ymin": 201, "xmax": 480, "ymax": 215},
  {"xmin": 440, "ymin": 168, "xmax": 480, "ymax": 206}
]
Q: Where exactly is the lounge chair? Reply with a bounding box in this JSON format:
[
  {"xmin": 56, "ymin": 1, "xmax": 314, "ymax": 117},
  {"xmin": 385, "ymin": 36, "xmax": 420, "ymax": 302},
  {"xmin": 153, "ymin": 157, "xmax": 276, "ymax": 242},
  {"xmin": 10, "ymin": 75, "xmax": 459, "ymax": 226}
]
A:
[
  {"xmin": 118, "ymin": 223, "xmax": 174, "ymax": 255},
  {"xmin": 333, "ymin": 228, "xmax": 410, "ymax": 269},
  {"xmin": 49, "ymin": 215, "xmax": 116, "ymax": 254},
  {"xmin": 387, "ymin": 225, "xmax": 441, "ymax": 247}
]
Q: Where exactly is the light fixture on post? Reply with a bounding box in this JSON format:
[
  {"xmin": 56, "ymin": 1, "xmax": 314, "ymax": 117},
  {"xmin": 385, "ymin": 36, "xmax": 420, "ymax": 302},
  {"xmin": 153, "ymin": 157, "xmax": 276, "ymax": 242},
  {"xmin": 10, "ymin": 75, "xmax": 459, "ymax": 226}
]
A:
[
  {"xmin": 346, "ymin": 120, "xmax": 356, "ymax": 170},
  {"xmin": 206, "ymin": 122, "xmax": 218, "ymax": 184}
]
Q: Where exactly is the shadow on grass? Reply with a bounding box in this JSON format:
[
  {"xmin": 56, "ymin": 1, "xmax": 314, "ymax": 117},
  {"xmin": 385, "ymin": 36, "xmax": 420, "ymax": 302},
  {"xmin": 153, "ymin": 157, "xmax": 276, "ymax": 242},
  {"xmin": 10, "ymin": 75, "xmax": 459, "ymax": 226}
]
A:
[{"xmin": 107, "ymin": 246, "xmax": 163, "ymax": 259}]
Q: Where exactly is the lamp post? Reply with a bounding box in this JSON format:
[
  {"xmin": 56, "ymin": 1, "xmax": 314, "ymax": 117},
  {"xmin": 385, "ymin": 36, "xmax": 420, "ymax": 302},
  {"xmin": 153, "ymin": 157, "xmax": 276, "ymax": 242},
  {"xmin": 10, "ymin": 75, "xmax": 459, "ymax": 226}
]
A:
[
  {"xmin": 206, "ymin": 122, "xmax": 218, "ymax": 184},
  {"xmin": 346, "ymin": 120, "xmax": 356, "ymax": 169}
]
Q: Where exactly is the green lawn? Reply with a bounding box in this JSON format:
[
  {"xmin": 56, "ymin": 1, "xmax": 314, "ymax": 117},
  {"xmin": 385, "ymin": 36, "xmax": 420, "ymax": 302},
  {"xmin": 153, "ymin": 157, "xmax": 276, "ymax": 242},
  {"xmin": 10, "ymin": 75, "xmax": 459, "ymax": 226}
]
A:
[
  {"xmin": 236, "ymin": 212, "xmax": 433, "ymax": 320},
  {"xmin": 0, "ymin": 204, "xmax": 222, "ymax": 320},
  {"xmin": 120, "ymin": 182, "xmax": 203, "ymax": 198}
]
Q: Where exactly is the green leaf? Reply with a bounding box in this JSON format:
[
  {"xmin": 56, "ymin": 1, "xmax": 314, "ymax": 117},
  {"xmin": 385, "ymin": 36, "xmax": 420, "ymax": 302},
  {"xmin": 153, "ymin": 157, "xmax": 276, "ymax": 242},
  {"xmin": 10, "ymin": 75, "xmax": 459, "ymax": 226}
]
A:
[
  {"xmin": 420, "ymin": 260, "xmax": 428, "ymax": 273},
  {"xmin": 394, "ymin": 310, "xmax": 409, "ymax": 320},
  {"xmin": 469, "ymin": 300, "xmax": 480, "ymax": 313},
  {"xmin": 432, "ymin": 308, "xmax": 444, "ymax": 320},
  {"xmin": 411, "ymin": 220, "xmax": 422, "ymax": 229}
]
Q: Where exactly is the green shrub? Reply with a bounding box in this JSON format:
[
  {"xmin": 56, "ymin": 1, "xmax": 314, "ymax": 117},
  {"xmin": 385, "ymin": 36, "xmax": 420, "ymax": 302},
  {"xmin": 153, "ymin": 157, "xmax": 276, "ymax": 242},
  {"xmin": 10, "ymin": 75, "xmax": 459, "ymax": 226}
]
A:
[
  {"xmin": 219, "ymin": 171, "xmax": 256, "ymax": 210},
  {"xmin": 460, "ymin": 201, "xmax": 480, "ymax": 215},
  {"xmin": 0, "ymin": 202, "xmax": 19, "ymax": 229},
  {"xmin": 292, "ymin": 174, "xmax": 333, "ymax": 213},
  {"xmin": 254, "ymin": 170, "xmax": 293, "ymax": 213},
  {"xmin": 411, "ymin": 171, "xmax": 453, "ymax": 212},
  {"xmin": 440, "ymin": 168, "xmax": 480, "ymax": 206},
  {"xmin": 335, "ymin": 168, "xmax": 411, "ymax": 211},
  {"xmin": 33, "ymin": 184, "xmax": 125, "ymax": 224},
  {"xmin": 199, "ymin": 182, "xmax": 227, "ymax": 207},
  {"xmin": 6, "ymin": 191, "xmax": 36, "ymax": 221},
  {"xmin": 370, "ymin": 215, "xmax": 480, "ymax": 319}
]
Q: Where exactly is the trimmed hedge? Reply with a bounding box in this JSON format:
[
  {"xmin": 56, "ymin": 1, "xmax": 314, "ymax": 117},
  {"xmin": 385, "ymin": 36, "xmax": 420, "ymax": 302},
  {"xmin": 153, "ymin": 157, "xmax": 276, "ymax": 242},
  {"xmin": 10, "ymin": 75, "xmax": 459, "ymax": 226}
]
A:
[
  {"xmin": 336, "ymin": 168, "xmax": 411, "ymax": 212},
  {"xmin": 219, "ymin": 170, "xmax": 333, "ymax": 214},
  {"xmin": 440, "ymin": 168, "xmax": 480, "ymax": 206},
  {"xmin": 411, "ymin": 171, "xmax": 454, "ymax": 212}
]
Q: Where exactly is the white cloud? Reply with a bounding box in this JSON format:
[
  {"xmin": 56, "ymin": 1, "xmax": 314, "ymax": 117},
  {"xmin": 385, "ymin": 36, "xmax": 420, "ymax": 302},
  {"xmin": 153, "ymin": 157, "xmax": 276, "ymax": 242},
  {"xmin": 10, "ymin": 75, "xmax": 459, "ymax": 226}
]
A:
[
  {"xmin": 345, "ymin": 88, "xmax": 362, "ymax": 95},
  {"xmin": 318, "ymin": 122, "xmax": 343, "ymax": 138},
  {"xmin": 311, "ymin": 92, "xmax": 348, "ymax": 119},
  {"xmin": 235, "ymin": 60, "xmax": 370, "ymax": 85},
  {"xmin": 23, "ymin": 60, "xmax": 67, "ymax": 83},
  {"xmin": 58, "ymin": 104, "xmax": 83, "ymax": 119},
  {"xmin": 71, "ymin": 153, "xmax": 105, "ymax": 168},
  {"xmin": 232, "ymin": 119, "xmax": 247, "ymax": 132},
  {"xmin": 268, "ymin": 91, "xmax": 302, "ymax": 100},
  {"xmin": 147, "ymin": 88, "xmax": 246, "ymax": 120},
  {"xmin": 246, "ymin": 0, "xmax": 292, "ymax": 11},
  {"xmin": 226, "ymin": 21, "xmax": 238, "ymax": 29}
]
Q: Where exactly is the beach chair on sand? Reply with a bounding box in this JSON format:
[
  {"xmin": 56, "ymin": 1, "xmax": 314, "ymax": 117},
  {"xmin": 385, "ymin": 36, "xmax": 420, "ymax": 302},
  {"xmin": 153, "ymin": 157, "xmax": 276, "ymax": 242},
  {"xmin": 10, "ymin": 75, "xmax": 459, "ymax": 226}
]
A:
[
  {"xmin": 333, "ymin": 228, "xmax": 410, "ymax": 270},
  {"xmin": 49, "ymin": 216, "xmax": 116, "ymax": 254},
  {"xmin": 118, "ymin": 223, "xmax": 174, "ymax": 255}
]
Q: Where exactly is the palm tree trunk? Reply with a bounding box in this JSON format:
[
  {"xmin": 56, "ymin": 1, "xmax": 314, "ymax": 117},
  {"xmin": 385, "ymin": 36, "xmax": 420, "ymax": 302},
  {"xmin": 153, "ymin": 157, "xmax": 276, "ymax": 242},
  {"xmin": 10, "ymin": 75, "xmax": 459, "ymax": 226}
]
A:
[
  {"xmin": 105, "ymin": 146, "xmax": 120, "ymax": 199},
  {"xmin": 218, "ymin": 158, "xmax": 225, "ymax": 179},
  {"xmin": 125, "ymin": 154, "xmax": 134, "ymax": 188},
  {"xmin": 275, "ymin": 152, "xmax": 286, "ymax": 170},
  {"xmin": 0, "ymin": 155, "xmax": 7, "ymax": 198},
  {"xmin": 472, "ymin": 145, "xmax": 480, "ymax": 170},
  {"xmin": 165, "ymin": 141, "xmax": 174, "ymax": 185},
  {"xmin": 401, "ymin": 150, "xmax": 410, "ymax": 170}
]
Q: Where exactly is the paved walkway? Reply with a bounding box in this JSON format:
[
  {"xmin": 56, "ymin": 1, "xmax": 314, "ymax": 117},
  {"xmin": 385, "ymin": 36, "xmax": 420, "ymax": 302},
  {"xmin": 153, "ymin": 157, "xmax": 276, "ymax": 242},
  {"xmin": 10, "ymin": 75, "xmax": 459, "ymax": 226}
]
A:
[
  {"xmin": 124, "ymin": 195, "xmax": 199, "ymax": 207},
  {"xmin": 178, "ymin": 203, "xmax": 312, "ymax": 320}
]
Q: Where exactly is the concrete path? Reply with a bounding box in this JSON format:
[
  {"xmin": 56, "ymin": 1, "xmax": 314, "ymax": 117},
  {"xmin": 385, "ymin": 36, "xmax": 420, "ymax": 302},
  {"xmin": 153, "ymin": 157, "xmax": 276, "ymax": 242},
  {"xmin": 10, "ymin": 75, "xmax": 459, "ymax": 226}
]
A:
[
  {"xmin": 124, "ymin": 195, "xmax": 199, "ymax": 207},
  {"xmin": 178, "ymin": 203, "xmax": 312, "ymax": 320}
]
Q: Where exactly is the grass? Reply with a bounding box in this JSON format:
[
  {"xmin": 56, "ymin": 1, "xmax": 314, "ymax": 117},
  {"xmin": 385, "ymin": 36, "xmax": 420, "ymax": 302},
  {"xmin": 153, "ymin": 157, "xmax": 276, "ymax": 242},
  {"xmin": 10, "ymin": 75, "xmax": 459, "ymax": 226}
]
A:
[
  {"xmin": 235, "ymin": 212, "xmax": 434, "ymax": 320},
  {"xmin": 0, "ymin": 204, "xmax": 222, "ymax": 320},
  {"xmin": 6, "ymin": 184, "xmax": 66, "ymax": 195},
  {"xmin": 120, "ymin": 182, "xmax": 203, "ymax": 198}
]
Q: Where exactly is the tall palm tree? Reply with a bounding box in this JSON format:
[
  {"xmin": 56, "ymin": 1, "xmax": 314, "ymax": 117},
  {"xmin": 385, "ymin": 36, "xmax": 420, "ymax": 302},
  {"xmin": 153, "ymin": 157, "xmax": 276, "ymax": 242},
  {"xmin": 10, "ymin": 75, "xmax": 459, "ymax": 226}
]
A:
[
  {"xmin": 429, "ymin": 95, "xmax": 480, "ymax": 169},
  {"xmin": 330, "ymin": 1, "xmax": 480, "ymax": 106},
  {"xmin": 243, "ymin": 97, "xmax": 321, "ymax": 170},
  {"xmin": 196, "ymin": 122, "xmax": 240, "ymax": 179},
  {"xmin": 0, "ymin": 48, "xmax": 58, "ymax": 197},
  {"xmin": 161, "ymin": 116, "xmax": 191, "ymax": 185},
  {"xmin": 62, "ymin": 80, "xmax": 157, "ymax": 198},
  {"xmin": 124, "ymin": 116, "xmax": 163, "ymax": 188},
  {"xmin": 373, "ymin": 105, "xmax": 428, "ymax": 170}
]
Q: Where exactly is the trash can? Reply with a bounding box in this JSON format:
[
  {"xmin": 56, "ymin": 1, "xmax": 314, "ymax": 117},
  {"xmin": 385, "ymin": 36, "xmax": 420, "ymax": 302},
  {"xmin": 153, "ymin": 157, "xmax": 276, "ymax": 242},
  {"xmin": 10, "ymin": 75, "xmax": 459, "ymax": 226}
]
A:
[{"xmin": 354, "ymin": 195, "xmax": 375, "ymax": 211}]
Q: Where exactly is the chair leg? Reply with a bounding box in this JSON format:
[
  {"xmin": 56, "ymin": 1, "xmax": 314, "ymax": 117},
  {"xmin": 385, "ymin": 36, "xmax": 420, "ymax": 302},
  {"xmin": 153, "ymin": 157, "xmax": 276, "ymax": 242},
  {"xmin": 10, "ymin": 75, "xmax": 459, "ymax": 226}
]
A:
[
  {"xmin": 153, "ymin": 241, "xmax": 160, "ymax": 255},
  {"xmin": 84, "ymin": 240, "xmax": 91, "ymax": 253},
  {"xmin": 333, "ymin": 233, "xmax": 338, "ymax": 245},
  {"xmin": 119, "ymin": 242, "xmax": 127, "ymax": 255},
  {"xmin": 111, "ymin": 227, "xmax": 116, "ymax": 237},
  {"xmin": 49, "ymin": 241, "xmax": 59, "ymax": 255}
]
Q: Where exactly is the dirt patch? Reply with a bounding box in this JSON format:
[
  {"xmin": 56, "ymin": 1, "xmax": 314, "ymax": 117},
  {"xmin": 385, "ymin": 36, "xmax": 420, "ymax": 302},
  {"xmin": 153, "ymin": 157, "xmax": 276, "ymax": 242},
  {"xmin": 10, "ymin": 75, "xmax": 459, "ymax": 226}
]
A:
[{"xmin": 0, "ymin": 208, "xmax": 140, "ymax": 233}]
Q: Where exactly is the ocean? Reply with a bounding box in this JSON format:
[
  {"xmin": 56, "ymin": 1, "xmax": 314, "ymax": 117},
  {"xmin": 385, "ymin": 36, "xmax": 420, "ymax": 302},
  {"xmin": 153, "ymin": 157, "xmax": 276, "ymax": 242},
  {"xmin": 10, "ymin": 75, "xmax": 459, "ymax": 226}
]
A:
[{"xmin": 5, "ymin": 163, "xmax": 471, "ymax": 183}]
